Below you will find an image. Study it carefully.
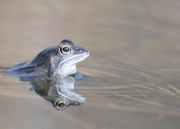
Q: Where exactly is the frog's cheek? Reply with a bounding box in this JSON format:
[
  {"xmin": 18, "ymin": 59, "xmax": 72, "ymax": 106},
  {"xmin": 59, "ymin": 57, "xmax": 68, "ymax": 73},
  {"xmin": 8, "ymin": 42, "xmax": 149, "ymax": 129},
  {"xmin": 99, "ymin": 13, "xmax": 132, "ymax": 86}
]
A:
[
  {"xmin": 47, "ymin": 63, "xmax": 56, "ymax": 77},
  {"xmin": 47, "ymin": 56, "xmax": 61, "ymax": 77},
  {"xmin": 47, "ymin": 59, "xmax": 59, "ymax": 77}
]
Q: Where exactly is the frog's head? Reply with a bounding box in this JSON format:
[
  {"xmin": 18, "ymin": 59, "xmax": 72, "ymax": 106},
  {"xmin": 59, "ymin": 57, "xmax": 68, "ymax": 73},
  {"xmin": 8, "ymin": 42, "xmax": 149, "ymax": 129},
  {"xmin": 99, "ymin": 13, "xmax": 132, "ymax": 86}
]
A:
[{"xmin": 48, "ymin": 39, "xmax": 89, "ymax": 78}]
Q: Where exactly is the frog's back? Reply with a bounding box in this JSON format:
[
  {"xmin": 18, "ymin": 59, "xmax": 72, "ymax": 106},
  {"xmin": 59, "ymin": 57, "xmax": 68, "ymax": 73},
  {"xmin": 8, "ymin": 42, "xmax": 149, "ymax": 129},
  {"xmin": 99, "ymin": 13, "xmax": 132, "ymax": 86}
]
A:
[
  {"xmin": 5, "ymin": 46, "xmax": 57, "ymax": 77},
  {"xmin": 9, "ymin": 46, "xmax": 57, "ymax": 70},
  {"xmin": 29, "ymin": 46, "xmax": 57, "ymax": 68}
]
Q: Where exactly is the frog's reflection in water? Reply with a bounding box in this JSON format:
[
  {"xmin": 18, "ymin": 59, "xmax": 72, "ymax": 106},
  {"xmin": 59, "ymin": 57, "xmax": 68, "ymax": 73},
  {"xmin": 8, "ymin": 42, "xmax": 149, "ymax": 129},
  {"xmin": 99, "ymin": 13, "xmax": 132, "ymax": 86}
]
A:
[{"xmin": 23, "ymin": 76, "xmax": 85, "ymax": 110}]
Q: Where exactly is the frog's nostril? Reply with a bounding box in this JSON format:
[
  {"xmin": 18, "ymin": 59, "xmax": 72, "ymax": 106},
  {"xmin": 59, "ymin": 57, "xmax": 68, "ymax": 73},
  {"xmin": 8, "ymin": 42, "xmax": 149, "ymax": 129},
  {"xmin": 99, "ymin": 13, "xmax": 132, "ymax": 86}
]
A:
[
  {"xmin": 78, "ymin": 49, "xmax": 83, "ymax": 52},
  {"xmin": 75, "ymin": 47, "xmax": 80, "ymax": 51},
  {"xmin": 84, "ymin": 49, "xmax": 88, "ymax": 53},
  {"xmin": 75, "ymin": 47, "xmax": 87, "ymax": 53}
]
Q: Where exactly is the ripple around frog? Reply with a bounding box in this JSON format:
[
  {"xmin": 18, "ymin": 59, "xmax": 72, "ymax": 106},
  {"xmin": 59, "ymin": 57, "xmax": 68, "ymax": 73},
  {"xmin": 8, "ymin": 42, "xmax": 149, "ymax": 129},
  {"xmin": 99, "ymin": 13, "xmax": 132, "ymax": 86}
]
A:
[
  {"xmin": 76, "ymin": 57, "xmax": 180, "ymax": 115},
  {"xmin": 2, "ymin": 56, "xmax": 180, "ymax": 114}
]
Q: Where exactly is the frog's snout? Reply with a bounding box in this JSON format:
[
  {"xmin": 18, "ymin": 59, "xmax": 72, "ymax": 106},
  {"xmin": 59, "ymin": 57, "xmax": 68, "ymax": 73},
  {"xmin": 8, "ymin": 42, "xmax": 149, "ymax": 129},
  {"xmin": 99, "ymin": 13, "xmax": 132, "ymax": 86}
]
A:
[{"xmin": 74, "ymin": 46, "xmax": 89, "ymax": 56}]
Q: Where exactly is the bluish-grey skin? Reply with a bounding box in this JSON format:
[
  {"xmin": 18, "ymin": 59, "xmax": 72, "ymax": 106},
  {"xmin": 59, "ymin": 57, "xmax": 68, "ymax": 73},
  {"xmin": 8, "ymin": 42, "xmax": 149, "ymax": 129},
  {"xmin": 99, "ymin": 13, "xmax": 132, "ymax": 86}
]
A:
[{"xmin": 7, "ymin": 39, "xmax": 89, "ymax": 79}]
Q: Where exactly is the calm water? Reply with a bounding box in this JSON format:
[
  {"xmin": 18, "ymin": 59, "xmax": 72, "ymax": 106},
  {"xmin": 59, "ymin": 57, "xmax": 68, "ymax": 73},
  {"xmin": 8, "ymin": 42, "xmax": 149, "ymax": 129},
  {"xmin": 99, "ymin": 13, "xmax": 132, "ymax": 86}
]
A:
[{"xmin": 1, "ymin": 0, "xmax": 180, "ymax": 129}]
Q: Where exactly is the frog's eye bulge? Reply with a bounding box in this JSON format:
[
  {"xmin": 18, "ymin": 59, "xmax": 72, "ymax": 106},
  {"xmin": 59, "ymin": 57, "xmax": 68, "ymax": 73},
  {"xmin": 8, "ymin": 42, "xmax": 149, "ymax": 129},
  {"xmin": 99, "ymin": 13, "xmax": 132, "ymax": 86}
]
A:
[{"xmin": 59, "ymin": 44, "xmax": 71, "ymax": 55}]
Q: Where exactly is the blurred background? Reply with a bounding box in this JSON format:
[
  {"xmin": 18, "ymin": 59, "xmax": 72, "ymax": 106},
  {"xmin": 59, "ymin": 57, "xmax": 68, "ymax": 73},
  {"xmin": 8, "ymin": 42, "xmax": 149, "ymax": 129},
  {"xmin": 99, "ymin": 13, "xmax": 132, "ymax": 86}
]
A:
[{"xmin": 1, "ymin": 0, "xmax": 180, "ymax": 129}]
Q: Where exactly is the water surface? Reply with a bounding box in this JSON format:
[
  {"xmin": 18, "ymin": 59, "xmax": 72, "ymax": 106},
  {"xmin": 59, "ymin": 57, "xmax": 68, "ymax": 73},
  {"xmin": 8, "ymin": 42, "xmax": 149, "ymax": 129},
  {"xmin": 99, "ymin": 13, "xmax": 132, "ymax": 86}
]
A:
[{"xmin": 1, "ymin": 0, "xmax": 180, "ymax": 129}]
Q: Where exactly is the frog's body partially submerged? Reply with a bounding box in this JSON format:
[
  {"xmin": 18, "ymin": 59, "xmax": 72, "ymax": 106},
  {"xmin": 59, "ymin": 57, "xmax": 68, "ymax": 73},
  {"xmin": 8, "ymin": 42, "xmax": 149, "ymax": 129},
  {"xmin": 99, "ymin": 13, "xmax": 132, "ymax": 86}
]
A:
[{"xmin": 7, "ymin": 39, "xmax": 89, "ymax": 78}]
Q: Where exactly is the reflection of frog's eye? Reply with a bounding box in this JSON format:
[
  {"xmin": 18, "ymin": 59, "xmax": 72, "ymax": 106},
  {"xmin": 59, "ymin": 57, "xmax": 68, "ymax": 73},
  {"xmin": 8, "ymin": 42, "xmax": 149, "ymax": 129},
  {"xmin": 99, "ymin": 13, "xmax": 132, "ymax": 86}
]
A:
[
  {"xmin": 55, "ymin": 100, "xmax": 67, "ymax": 110},
  {"xmin": 60, "ymin": 44, "xmax": 71, "ymax": 55}
]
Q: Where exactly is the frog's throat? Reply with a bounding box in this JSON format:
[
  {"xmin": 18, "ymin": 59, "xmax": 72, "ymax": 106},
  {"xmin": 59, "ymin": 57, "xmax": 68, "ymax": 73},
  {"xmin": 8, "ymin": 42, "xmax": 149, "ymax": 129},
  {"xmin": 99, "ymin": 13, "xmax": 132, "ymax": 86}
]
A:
[
  {"xmin": 58, "ymin": 53, "xmax": 89, "ymax": 78},
  {"xmin": 57, "ymin": 64, "xmax": 77, "ymax": 78}
]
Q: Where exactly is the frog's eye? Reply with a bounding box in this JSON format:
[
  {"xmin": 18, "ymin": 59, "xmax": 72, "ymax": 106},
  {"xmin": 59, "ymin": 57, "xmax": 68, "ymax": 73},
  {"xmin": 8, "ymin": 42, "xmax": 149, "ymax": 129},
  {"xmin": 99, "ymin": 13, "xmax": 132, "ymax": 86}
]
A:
[
  {"xmin": 55, "ymin": 100, "xmax": 67, "ymax": 110},
  {"xmin": 59, "ymin": 44, "xmax": 71, "ymax": 55}
]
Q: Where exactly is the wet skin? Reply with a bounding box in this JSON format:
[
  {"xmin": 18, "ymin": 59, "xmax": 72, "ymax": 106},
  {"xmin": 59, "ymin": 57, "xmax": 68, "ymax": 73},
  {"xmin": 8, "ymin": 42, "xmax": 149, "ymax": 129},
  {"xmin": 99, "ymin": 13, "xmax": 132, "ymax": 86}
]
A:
[{"xmin": 7, "ymin": 39, "xmax": 89, "ymax": 78}]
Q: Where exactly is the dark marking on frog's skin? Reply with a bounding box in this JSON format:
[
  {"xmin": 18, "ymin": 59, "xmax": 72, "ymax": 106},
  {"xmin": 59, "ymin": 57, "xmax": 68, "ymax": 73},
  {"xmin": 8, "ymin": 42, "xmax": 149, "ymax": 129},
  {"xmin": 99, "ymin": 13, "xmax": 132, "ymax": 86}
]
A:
[
  {"xmin": 25, "ymin": 69, "xmax": 34, "ymax": 73},
  {"xmin": 6, "ymin": 39, "xmax": 89, "ymax": 78}
]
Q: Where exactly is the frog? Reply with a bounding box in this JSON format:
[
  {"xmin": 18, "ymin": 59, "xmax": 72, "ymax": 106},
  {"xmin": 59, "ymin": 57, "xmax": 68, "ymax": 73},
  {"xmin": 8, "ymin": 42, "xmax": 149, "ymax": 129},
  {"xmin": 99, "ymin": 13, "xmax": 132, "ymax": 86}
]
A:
[{"xmin": 6, "ymin": 39, "xmax": 89, "ymax": 79}]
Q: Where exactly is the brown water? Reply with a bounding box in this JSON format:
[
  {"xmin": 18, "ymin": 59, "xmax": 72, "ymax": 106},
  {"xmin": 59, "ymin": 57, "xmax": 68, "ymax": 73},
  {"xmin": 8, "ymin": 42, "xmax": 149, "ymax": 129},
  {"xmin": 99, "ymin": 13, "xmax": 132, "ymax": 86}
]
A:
[{"xmin": 1, "ymin": 0, "xmax": 180, "ymax": 129}]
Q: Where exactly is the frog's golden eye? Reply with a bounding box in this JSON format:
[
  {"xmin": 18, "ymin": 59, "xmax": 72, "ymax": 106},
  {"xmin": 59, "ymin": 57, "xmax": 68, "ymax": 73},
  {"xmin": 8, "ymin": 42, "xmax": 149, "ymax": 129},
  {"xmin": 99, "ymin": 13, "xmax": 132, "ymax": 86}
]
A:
[
  {"xmin": 55, "ymin": 100, "xmax": 67, "ymax": 110},
  {"xmin": 60, "ymin": 44, "xmax": 71, "ymax": 55}
]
